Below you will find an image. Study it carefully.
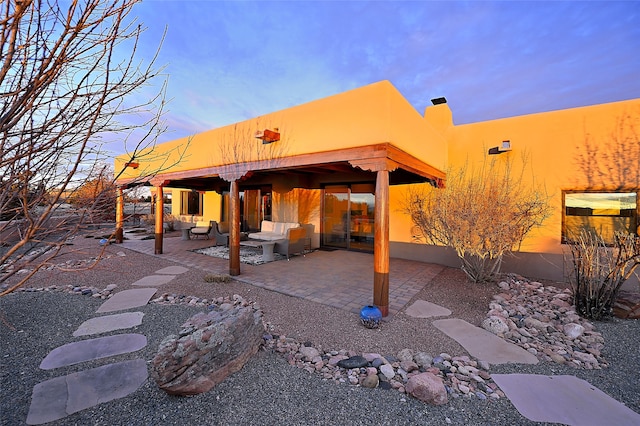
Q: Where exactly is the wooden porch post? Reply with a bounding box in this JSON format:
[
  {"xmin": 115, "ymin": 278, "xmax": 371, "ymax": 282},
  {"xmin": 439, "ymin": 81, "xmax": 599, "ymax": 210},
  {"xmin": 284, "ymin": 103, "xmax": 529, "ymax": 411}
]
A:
[
  {"xmin": 115, "ymin": 186, "xmax": 124, "ymax": 243},
  {"xmin": 154, "ymin": 185, "xmax": 164, "ymax": 254},
  {"xmin": 229, "ymin": 180, "xmax": 241, "ymax": 276},
  {"xmin": 373, "ymin": 169, "xmax": 390, "ymax": 316}
]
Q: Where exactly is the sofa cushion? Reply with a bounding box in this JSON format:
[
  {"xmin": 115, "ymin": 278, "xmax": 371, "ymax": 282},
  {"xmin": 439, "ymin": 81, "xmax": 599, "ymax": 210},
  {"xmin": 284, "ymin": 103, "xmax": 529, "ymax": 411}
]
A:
[
  {"xmin": 247, "ymin": 232, "xmax": 284, "ymax": 241},
  {"xmin": 260, "ymin": 220, "xmax": 275, "ymax": 233},
  {"xmin": 273, "ymin": 222, "xmax": 284, "ymax": 235}
]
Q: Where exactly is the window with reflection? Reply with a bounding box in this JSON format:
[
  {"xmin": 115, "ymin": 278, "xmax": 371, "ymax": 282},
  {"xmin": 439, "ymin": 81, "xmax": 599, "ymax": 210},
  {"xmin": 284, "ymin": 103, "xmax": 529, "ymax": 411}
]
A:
[{"xmin": 563, "ymin": 191, "xmax": 638, "ymax": 243}]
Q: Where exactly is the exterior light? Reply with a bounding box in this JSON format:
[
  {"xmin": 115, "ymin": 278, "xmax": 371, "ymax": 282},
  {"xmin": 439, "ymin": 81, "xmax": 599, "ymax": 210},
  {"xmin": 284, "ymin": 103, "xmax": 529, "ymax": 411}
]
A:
[
  {"xmin": 488, "ymin": 140, "xmax": 512, "ymax": 155},
  {"xmin": 125, "ymin": 161, "xmax": 139, "ymax": 169},
  {"xmin": 255, "ymin": 128, "xmax": 280, "ymax": 144}
]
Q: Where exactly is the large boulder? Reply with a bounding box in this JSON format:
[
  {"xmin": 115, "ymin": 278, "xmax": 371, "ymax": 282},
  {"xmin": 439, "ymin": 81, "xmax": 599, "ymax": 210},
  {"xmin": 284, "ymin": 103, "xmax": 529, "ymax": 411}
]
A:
[
  {"xmin": 405, "ymin": 372, "xmax": 448, "ymax": 405},
  {"xmin": 150, "ymin": 296, "xmax": 264, "ymax": 395},
  {"xmin": 614, "ymin": 291, "xmax": 640, "ymax": 319}
]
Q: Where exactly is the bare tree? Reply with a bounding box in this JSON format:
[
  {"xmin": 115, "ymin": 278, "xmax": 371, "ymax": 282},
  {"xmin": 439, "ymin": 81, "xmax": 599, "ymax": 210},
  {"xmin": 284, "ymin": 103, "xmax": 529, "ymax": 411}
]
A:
[
  {"xmin": 0, "ymin": 0, "xmax": 173, "ymax": 295},
  {"xmin": 403, "ymin": 153, "xmax": 551, "ymax": 283}
]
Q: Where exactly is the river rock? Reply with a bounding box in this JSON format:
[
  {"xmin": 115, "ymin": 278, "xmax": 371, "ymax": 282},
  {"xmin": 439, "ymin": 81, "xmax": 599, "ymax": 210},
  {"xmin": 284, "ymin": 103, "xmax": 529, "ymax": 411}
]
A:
[
  {"xmin": 337, "ymin": 355, "xmax": 368, "ymax": 369},
  {"xmin": 413, "ymin": 352, "xmax": 433, "ymax": 368},
  {"xmin": 405, "ymin": 372, "xmax": 448, "ymax": 405},
  {"xmin": 563, "ymin": 323, "xmax": 585, "ymax": 339},
  {"xmin": 481, "ymin": 316, "xmax": 509, "ymax": 335},
  {"xmin": 299, "ymin": 346, "xmax": 320, "ymax": 362},
  {"xmin": 150, "ymin": 300, "xmax": 264, "ymax": 395},
  {"xmin": 361, "ymin": 374, "xmax": 379, "ymax": 388}
]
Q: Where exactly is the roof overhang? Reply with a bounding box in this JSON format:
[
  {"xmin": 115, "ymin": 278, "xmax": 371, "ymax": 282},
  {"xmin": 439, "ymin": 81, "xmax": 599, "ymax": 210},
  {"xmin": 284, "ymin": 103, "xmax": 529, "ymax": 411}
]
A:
[{"xmin": 116, "ymin": 143, "xmax": 445, "ymax": 190}]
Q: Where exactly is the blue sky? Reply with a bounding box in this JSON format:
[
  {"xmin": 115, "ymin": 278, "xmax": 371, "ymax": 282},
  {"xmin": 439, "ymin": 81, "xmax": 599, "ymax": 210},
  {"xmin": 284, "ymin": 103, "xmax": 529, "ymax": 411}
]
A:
[{"xmin": 130, "ymin": 0, "xmax": 640, "ymax": 145}]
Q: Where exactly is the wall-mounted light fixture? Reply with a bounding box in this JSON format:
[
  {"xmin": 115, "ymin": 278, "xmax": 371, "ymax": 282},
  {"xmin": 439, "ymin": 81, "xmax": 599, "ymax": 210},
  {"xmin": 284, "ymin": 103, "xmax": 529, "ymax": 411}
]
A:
[
  {"xmin": 124, "ymin": 161, "xmax": 139, "ymax": 169},
  {"xmin": 255, "ymin": 128, "xmax": 280, "ymax": 144},
  {"xmin": 488, "ymin": 140, "xmax": 512, "ymax": 155}
]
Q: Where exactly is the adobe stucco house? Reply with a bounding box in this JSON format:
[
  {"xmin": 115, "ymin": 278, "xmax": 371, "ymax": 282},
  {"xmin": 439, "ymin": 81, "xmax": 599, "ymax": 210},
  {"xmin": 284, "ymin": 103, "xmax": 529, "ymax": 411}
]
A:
[{"xmin": 114, "ymin": 80, "xmax": 640, "ymax": 315}]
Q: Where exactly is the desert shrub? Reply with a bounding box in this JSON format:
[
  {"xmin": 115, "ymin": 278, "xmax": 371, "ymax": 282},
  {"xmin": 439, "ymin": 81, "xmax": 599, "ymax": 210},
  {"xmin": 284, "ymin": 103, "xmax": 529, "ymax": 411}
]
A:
[
  {"xmin": 142, "ymin": 213, "xmax": 177, "ymax": 232},
  {"xmin": 204, "ymin": 273, "xmax": 233, "ymax": 283},
  {"xmin": 404, "ymin": 154, "xmax": 550, "ymax": 283},
  {"xmin": 567, "ymin": 230, "xmax": 640, "ymax": 320}
]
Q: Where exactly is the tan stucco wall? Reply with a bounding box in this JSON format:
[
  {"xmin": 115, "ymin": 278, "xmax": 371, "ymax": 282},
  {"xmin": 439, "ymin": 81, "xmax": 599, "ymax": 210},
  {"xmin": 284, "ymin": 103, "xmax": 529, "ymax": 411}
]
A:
[
  {"xmin": 119, "ymin": 81, "xmax": 639, "ymax": 263},
  {"xmin": 115, "ymin": 80, "xmax": 447, "ymax": 181},
  {"xmin": 447, "ymin": 98, "xmax": 640, "ymax": 254}
]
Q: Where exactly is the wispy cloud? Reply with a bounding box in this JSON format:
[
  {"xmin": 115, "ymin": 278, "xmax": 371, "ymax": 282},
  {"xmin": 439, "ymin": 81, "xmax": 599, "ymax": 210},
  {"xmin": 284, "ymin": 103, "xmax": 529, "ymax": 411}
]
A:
[{"xmin": 125, "ymin": 0, "xmax": 640, "ymax": 147}]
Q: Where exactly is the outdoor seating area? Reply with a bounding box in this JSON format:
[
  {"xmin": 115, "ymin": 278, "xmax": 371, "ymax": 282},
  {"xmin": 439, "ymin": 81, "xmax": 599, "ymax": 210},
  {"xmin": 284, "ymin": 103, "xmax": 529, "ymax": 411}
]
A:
[
  {"xmin": 247, "ymin": 220, "xmax": 301, "ymax": 241},
  {"xmin": 244, "ymin": 220, "xmax": 308, "ymax": 260},
  {"xmin": 186, "ymin": 220, "xmax": 234, "ymax": 247}
]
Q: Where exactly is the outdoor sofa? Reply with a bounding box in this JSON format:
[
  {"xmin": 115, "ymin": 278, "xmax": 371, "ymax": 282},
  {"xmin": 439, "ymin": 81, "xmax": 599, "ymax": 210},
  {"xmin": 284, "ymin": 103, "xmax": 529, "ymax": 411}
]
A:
[
  {"xmin": 248, "ymin": 220, "xmax": 307, "ymax": 259},
  {"xmin": 247, "ymin": 220, "xmax": 300, "ymax": 241}
]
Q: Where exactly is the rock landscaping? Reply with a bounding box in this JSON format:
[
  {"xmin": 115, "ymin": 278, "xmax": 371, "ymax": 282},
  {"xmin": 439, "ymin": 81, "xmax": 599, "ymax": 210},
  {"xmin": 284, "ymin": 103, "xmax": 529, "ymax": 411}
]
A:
[
  {"xmin": 483, "ymin": 276, "xmax": 607, "ymax": 369},
  {"xmin": 13, "ymin": 274, "xmax": 616, "ymax": 405},
  {"xmin": 263, "ymin": 336, "xmax": 500, "ymax": 403}
]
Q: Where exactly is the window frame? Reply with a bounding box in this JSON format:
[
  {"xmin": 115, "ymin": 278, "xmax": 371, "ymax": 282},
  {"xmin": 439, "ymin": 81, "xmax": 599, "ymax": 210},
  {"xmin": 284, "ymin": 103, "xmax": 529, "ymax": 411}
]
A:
[
  {"xmin": 561, "ymin": 189, "xmax": 639, "ymax": 244},
  {"xmin": 180, "ymin": 190, "xmax": 203, "ymax": 216}
]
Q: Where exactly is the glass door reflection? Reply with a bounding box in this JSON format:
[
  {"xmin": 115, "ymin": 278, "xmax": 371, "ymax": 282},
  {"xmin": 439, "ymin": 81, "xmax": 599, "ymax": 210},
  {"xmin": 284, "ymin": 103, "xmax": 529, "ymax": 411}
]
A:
[{"xmin": 322, "ymin": 184, "xmax": 374, "ymax": 251}]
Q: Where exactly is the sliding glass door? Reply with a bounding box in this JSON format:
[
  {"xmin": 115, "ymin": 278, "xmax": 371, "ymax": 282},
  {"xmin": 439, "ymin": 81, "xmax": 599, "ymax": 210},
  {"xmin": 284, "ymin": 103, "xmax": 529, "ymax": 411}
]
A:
[{"xmin": 322, "ymin": 184, "xmax": 375, "ymax": 251}]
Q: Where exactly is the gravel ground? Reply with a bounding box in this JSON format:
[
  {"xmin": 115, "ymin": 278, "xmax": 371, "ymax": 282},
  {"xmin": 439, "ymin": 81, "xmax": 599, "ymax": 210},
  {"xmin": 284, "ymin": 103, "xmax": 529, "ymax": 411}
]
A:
[{"xmin": 1, "ymin": 234, "xmax": 639, "ymax": 425}]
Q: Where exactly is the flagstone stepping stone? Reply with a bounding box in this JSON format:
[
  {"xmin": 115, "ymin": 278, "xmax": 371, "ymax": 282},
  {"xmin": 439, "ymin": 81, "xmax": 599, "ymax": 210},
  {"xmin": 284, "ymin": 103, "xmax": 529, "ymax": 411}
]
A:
[
  {"xmin": 131, "ymin": 275, "xmax": 175, "ymax": 287},
  {"xmin": 433, "ymin": 318, "xmax": 538, "ymax": 365},
  {"xmin": 492, "ymin": 374, "xmax": 640, "ymax": 426},
  {"xmin": 73, "ymin": 312, "xmax": 144, "ymax": 337},
  {"xmin": 405, "ymin": 300, "xmax": 452, "ymax": 318},
  {"xmin": 155, "ymin": 265, "xmax": 189, "ymax": 275},
  {"xmin": 26, "ymin": 359, "xmax": 148, "ymax": 425},
  {"xmin": 40, "ymin": 334, "xmax": 147, "ymax": 370},
  {"xmin": 96, "ymin": 288, "xmax": 157, "ymax": 313}
]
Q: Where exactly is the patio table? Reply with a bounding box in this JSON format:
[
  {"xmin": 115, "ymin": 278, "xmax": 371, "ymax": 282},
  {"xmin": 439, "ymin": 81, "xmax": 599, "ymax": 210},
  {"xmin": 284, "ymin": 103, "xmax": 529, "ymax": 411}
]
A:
[
  {"xmin": 181, "ymin": 225, "xmax": 195, "ymax": 241},
  {"xmin": 240, "ymin": 240, "xmax": 277, "ymax": 262}
]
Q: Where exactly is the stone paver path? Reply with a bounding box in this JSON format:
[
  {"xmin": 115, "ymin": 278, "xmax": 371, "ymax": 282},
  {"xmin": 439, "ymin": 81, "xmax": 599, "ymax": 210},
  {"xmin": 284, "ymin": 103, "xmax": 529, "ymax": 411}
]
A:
[
  {"xmin": 26, "ymin": 359, "xmax": 148, "ymax": 425},
  {"xmin": 155, "ymin": 265, "xmax": 189, "ymax": 275},
  {"xmin": 405, "ymin": 300, "xmax": 452, "ymax": 318},
  {"xmin": 131, "ymin": 274, "xmax": 176, "ymax": 287},
  {"xmin": 73, "ymin": 312, "xmax": 144, "ymax": 337},
  {"xmin": 25, "ymin": 264, "xmax": 192, "ymax": 424},
  {"xmin": 39, "ymin": 334, "xmax": 147, "ymax": 370},
  {"xmin": 433, "ymin": 318, "xmax": 539, "ymax": 365},
  {"xmin": 95, "ymin": 288, "xmax": 158, "ymax": 313},
  {"xmin": 492, "ymin": 374, "xmax": 640, "ymax": 426}
]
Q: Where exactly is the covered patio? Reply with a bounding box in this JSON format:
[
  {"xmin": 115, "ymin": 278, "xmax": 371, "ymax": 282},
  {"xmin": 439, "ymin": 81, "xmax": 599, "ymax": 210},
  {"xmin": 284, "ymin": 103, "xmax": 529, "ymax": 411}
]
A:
[
  {"xmin": 120, "ymin": 233, "xmax": 446, "ymax": 316},
  {"xmin": 115, "ymin": 143, "xmax": 445, "ymax": 316},
  {"xmin": 114, "ymin": 82, "xmax": 449, "ymax": 316}
]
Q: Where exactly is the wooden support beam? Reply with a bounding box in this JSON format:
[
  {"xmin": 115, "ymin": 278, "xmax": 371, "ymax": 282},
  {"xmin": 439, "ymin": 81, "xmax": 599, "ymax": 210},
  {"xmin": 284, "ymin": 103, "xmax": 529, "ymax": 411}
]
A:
[
  {"xmin": 229, "ymin": 180, "xmax": 241, "ymax": 276},
  {"xmin": 115, "ymin": 187, "xmax": 124, "ymax": 244},
  {"xmin": 373, "ymin": 169, "xmax": 390, "ymax": 316},
  {"xmin": 154, "ymin": 185, "xmax": 164, "ymax": 255}
]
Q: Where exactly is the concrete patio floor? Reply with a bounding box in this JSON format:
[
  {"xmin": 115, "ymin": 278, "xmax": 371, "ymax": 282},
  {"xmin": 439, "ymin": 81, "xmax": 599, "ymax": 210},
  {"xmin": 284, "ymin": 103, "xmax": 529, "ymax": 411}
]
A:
[{"xmin": 121, "ymin": 234, "xmax": 445, "ymax": 316}]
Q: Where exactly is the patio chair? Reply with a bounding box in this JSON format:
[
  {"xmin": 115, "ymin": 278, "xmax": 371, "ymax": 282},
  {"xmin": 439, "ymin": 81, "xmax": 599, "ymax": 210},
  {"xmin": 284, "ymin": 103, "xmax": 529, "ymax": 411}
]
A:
[
  {"xmin": 208, "ymin": 221, "xmax": 230, "ymax": 246},
  {"xmin": 190, "ymin": 221, "xmax": 214, "ymax": 239},
  {"xmin": 275, "ymin": 226, "xmax": 307, "ymax": 260}
]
